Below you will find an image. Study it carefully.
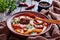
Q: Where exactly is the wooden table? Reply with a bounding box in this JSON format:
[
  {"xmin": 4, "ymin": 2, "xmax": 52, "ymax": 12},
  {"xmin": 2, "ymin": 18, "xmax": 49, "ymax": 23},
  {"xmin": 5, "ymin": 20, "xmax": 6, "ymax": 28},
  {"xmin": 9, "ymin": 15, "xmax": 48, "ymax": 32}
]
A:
[
  {"xmin": 11, "ymin": 0, "xmax": 52, "ymax": 15},
  {"xmin": 11, "ymin": 0, "xmax": 39, "ymax": 15}
]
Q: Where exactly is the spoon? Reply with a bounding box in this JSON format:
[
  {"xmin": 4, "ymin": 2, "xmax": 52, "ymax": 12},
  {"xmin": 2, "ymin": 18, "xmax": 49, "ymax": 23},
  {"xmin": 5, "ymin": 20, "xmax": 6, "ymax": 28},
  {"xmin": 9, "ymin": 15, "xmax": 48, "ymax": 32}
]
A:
[
  {"xmin": 27, "ymin": 13, "xmax": 60, "ymax": 25},
  {"xmin": 35, "ymin": 17, "xmax": 60, "ymax": 25}
]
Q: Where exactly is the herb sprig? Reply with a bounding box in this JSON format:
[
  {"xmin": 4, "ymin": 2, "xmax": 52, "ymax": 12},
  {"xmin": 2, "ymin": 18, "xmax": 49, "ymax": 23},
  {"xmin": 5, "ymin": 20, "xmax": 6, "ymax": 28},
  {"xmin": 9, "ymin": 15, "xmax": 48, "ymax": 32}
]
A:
[{"xmin": 0, "ymin": 0, "xmax": 16, "ymax": 13}]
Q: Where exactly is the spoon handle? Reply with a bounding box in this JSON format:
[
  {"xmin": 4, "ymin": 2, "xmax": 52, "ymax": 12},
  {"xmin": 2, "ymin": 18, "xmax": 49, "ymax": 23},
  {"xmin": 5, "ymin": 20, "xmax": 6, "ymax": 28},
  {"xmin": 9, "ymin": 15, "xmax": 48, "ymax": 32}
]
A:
[{"xmin": 36, "ymin": 18, "xmax": 60, "ymax": 24}]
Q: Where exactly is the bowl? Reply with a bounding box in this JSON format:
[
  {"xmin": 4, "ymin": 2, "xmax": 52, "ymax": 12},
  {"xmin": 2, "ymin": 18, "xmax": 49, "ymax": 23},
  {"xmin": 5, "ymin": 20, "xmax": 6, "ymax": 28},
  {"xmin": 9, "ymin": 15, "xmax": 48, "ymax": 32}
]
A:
[
  {"xmin": 6, "ymin": 11, "xmax": 52, "ymax": 37},
  {"xmin": 38, "ymin": 1, "xmax": 51, "ymax": 12}
]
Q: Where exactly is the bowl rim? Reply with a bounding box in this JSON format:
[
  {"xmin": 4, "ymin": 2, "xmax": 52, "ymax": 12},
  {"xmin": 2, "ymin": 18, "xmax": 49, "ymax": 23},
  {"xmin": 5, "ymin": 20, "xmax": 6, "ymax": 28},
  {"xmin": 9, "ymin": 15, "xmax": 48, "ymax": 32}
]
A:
[
  {"xmin": 38, "ymin": 1, "xmax": 51, "ymax": 8},
  {"xmin": 6, "ymin": 11, "xmax": 52, "ymax": 37}
]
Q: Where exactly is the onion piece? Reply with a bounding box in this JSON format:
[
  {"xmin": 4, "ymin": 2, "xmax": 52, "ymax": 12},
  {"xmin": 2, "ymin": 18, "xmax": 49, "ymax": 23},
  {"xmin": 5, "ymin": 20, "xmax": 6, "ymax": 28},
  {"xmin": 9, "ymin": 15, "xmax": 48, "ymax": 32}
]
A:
[
  {"xmin": 20, "ymin": 16, "xmax": 25, "ymax": 19},
  {"xmin": 35, "ymin": 25, "xmax": 43, "ymax": 29},
  {"xmin": 37, "ymin": 20, "xmax": 43, "ymax": 23},
  {"xmin": 42, "ymin": 26, "xmax": 47, "ymax": 32},
  {"xmin": 30, "ymin": 32, "xmax": 37, "ymax": 35}
]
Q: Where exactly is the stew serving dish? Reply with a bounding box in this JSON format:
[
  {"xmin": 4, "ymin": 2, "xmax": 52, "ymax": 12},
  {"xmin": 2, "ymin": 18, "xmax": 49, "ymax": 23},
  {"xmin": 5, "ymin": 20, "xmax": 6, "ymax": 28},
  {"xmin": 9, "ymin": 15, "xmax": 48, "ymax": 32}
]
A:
[{"xmin": 7, "ymin": 11, "xmax": 52, "ymax": 37}]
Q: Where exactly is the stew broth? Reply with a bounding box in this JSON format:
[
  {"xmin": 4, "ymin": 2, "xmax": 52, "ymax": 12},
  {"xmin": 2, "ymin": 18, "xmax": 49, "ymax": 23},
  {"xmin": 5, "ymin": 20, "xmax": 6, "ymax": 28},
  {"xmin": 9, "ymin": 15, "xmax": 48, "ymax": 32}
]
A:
[{"xmin": 11, "ymin": 13, "xmax": 48, "ymax": 35}]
